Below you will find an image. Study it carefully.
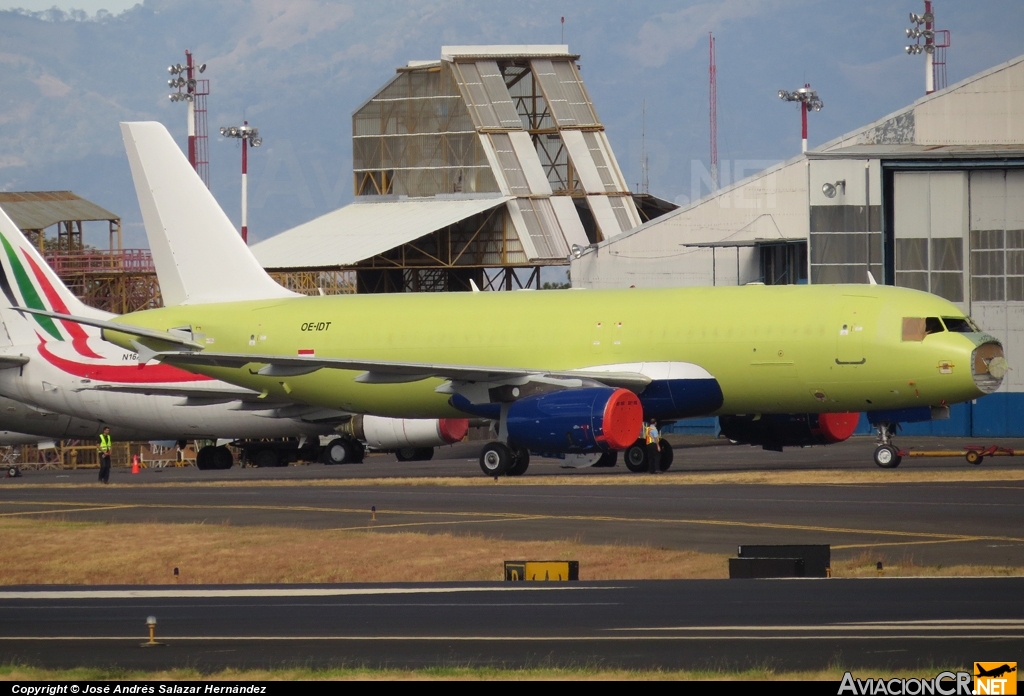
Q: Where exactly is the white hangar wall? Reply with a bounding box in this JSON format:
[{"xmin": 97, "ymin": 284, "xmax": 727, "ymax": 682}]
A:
[{"xmin": 572, "ymin": 158, "xmax": 809, "ymax": 289}]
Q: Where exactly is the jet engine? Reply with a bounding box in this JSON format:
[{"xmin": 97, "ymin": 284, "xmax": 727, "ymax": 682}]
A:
[
  {"xmin": 506, "ymin": 387, "xmax": 643, "ymax": 452},
  {"xmin": 719, "ymin": 412, "xmax": 859, "ymax": 451},
  {"xmin": 349, "ymin": 415, "xmax": 469, "ymax": 450}
]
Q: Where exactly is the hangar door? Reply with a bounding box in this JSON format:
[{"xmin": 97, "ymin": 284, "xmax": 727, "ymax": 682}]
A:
[{"xmin": 892, "ymin": 169, "xmax": 1024, "ymax": 435}]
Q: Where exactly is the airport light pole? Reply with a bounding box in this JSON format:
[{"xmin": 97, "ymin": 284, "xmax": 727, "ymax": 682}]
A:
[
  {"xmin": 906, "ymin": 1, "xmax": 950, "ymax": 94},
  {"xmin": 167, "ymin": 51, "xmax": 207, "ymax": 169},
  {"xmin": 778, "ymin": 84, "xmax": 824, "ymax": 153},
  {"xmin": 219, "ymin": 122, "xmax": 262, "ymax": 244}
]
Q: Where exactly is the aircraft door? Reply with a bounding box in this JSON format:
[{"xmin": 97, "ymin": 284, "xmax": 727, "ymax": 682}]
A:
[{"xmin": 836, "ymin": 297, "xmax": 879, "ymax": 365}]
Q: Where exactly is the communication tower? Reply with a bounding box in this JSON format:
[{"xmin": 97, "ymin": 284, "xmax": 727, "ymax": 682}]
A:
[{"xmin": 709, "ymin": 33, "xmax": 718, "ymax": 191}]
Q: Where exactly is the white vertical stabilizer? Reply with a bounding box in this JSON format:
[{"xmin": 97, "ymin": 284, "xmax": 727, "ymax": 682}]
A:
[{"xmin": 120, "ymin": 122, "xmax": 298, "ymax": 306}]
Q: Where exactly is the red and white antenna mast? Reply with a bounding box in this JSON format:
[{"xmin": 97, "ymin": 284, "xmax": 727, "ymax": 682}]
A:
[
  {"xmin": 709, "ymin": 32, "xmax": 718, "ymax": 191},
  {"xmin": 167, "ymin": 50, "xmax": 210, "ymax": 188},
  {"xmin": 906, "ymin": 1, "xmax": 951, "ymax": 94}
]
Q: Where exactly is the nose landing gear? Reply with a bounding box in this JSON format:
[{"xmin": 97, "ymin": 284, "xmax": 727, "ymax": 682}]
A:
[{"xmin": 873, "ymin": 422, "xmax": 902, "ymax": 468}]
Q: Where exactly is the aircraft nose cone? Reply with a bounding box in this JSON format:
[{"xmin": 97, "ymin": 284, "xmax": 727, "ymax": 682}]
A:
[{"xmin": 973, "ymin": 342, "xmax": 1007, "ymax": 394}]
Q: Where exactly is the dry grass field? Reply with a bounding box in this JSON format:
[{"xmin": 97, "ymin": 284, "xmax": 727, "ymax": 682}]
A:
[
  {"xmin": 0, "ymin": 517, "xmax": 727, "ymax": 584},
  {"xmin": 2, "ymin": 517, "xmax": 1021, "ymax": 584}
]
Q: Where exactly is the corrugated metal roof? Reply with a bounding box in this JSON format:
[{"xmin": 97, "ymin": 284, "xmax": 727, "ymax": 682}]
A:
[
  {"xmin": 0, "ymin": 191, "xmax": 118, "ymax": 231},
  {"xmin": 251, "ymin": 195, "xmax": 512, "ymax": 270},
  {"xmin": 809, "ymin": 144, "xmax": 1024, "ymax": 159},
  {"xmin": 816, "ymin": 53, "xmax": 1024, "ymax": 153}
]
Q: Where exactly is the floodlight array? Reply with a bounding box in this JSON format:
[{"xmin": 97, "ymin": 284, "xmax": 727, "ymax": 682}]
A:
[
  {"xmin": 778, "ymin": 87, "xmax": 823, "ymax": 112},
  {"xmin": 220, "ymin": 125, "xmax": 262, "ymax": 147}
]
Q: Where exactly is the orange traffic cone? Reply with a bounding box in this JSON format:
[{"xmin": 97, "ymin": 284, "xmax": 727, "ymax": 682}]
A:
[{"xmin": 131, "ymin": 455, "xmax": 140, "ymax": 475}]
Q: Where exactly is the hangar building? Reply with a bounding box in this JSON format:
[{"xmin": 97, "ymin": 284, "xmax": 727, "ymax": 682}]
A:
[
  {"xmin": 253, "ymin": 45, "xmax": 673, "ymax": 293},
  {"xmin": 571, "ymin": 54, "xmax": 1024, "ymax": 437}
]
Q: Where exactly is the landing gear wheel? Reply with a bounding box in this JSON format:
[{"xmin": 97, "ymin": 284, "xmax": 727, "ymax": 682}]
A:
[
  {"xmin": 506, "ymin": 447, "xmax": 530, "ymax": 476},
  {"xmin": 658, "ymin": 440, "xmax": 673, "ymax": 471},
  {"xmin": 479, "ymin": 442, "xmax": 513, "ymax": 476},
  {"xmin": 196, "ymin": 445, "xmax": 215, "ymax": 471},
  {"xmin": 321, "ymin": 438, "xmax": 353, "ymax": 465},
  {"xmin": 350, "ymin": 439, "xmax": 365, "ymax": 463},
  {"xmin": 873, "ymin": 445, "xmax": 902, "ymax": 469},
  {"xmin": 253, "ymin": 449, "xmax": 279, "ymax": 469},
  {"xmin": 965, "ymin": 450, "xmax": 983, "ymax": 466},
  {"xmin": 624, "ymin": 442, "xmax": 648, "ymax": 473},
  {"xmin": 592, "ymin": 450, "xmax": 618, "ymax": 468},
  {"xmin": 396, "ymin": 447, "xmax": 434, "ymax": 462},
  {"xmin": 213, "ymin": 446, "xmax": 234, "ymax": 470}
]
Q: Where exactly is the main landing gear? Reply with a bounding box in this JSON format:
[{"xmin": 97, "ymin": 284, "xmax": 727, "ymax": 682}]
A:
[
  {"xmin": 195, "ymin": 445, "xmax": 233, "ymax": 470},
  {"xmin": 479, "ymin": 442, "xmax": 530, "ymax": 477},
  {"xmin": 873, "ymin": 422, "xmax": 902, "ymax": 469},
  {"xmin": 623, "ymin": 439, "xmax": 674, "ymax": 473}
]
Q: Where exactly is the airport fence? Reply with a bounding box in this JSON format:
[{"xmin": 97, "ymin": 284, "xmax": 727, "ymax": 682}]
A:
[{"xmin": 9, "ymin": 441, "xmax": 198, "ymax": 470}]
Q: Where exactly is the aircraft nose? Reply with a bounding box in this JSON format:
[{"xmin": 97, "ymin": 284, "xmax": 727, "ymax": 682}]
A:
[{"xmin": 973, "ymin": 341, "xmax": 1007, "ymax": 394}]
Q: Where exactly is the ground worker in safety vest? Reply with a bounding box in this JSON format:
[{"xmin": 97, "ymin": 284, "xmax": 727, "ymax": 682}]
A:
[
  {"xmin": 98, "ymin": 426, "xmax": 112, "ymax": 484},
  {"xmin": 644, "ymin": 419, "xmax": 661, "ymax": 474}
]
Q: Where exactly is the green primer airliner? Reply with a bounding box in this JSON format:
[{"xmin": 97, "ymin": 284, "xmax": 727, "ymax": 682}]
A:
[{"xmin": 24, "ymin": 123, "xmax": 1009, "ymax": 475}]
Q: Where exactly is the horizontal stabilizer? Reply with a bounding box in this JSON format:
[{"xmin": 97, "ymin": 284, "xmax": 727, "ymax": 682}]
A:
[
  {"xmin": 0, "ymin": 354, "xmax": 29, "ymax": 369},
  {"xmin": 13, "ymin": 307, "xmax": 203, "ymax": 350},
  {"xmin": 84, "ymin": 384, "xmax": 259, "ymax": 401}
]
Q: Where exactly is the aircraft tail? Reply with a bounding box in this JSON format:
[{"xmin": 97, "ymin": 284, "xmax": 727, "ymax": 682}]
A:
[
  {"xmin": 120, "ymin": 121, "xmax": 298, "ymax": 306},
  {"xmin": 0, "ymin": 204, "xmax": 109, "ymax": 352}
]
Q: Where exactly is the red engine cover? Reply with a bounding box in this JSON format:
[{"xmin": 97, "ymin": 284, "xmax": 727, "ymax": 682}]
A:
[
  {"xmin": 815, "ymin": 412, "xmax": 859, "ymax": 443},
  {"xmin": 600, "ymin": 388, "xmax": 644, "ymax": 450},
  {"xmin": 438, "ymin": 418, "xmax": 470, "ymax": 444}
]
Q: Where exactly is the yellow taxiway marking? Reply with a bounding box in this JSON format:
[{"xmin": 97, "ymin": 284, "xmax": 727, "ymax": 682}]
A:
[
  {"xmin": 832, "ymin": 537, "xmax": 988, "ymax": 550},
  {"xmin": 4, "ymin": 500, "xmax": 1023, "ymax": 547},
  {"xmin": 0, "ymin": 633, "xmax": 1021, "ymax": 641},
  {"xmin": 326, "ymin": 515, "xmax": 551, "ymax": 532},
  {"xmin": 7, "ymin": 467, "xmax": 1024, "ymax": 490},
  {"xmin": 0, "ymin": 504, "xmax": 135, "ymax": 517}
]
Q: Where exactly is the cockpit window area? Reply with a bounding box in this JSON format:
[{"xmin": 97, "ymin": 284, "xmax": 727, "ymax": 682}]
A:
[
  {"xmin": 902, "ymin": 317, "xmax": 946, "ymax": 341},
  {"xmin": 942, "ymin": 316, "xmax": 981, "ymax": 333}
]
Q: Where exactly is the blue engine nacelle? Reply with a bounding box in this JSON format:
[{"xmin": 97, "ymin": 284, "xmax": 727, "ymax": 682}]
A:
[
  {"xmin": 507, "ymin": 387, "xmax": 643, "ymax": 452},
  {"xmin": 458, "ymin": 387, "xmax": 644, "ymax": 453}
]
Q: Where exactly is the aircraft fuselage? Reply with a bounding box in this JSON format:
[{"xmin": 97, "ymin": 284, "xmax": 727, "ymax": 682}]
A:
[{"xmin": 104, "ymin": 284, "xmax": 1004, "ymax": 420}]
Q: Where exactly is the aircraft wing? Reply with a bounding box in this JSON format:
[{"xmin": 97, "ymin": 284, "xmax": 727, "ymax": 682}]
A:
[
  {"xmin": 157, "ymin": 350, "xmax": 654, "ymax": 391},
  {"xmin": 16, "ymin": 308, "xmax": 654, "ymax": 390}
]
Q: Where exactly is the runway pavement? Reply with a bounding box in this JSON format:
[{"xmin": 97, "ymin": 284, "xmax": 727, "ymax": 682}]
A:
[
  {"xmin": 1, "ymin": 578, "xmax": 1022, "ymax": 671},
  {"xmin": 3, "ymin": 436, "xmax": 1024, "ymax": 673}
]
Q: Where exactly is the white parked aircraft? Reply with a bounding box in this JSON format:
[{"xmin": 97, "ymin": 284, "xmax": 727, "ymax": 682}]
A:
[{"xmin": 0, "ymin": 205, "xmax": 465, "ymax": 469}]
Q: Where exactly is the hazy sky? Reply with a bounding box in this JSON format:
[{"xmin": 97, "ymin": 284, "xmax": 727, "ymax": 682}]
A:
[
  {"xmin": 0, "ymin": 1, "xmax": 138, "ymax": 10},
  {"xmin": 2, "ymin": 0, "xmax": 1024, "ymax": 249}
]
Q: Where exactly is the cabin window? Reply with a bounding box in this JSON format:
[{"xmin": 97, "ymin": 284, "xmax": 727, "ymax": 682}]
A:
[
  {"xmin": 942, "ymin": 317, "xmax": 980, "ymax": 333},
  {"xmin": 902, "ymin": 317, "xmax": 945, "ymax": 341}
]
